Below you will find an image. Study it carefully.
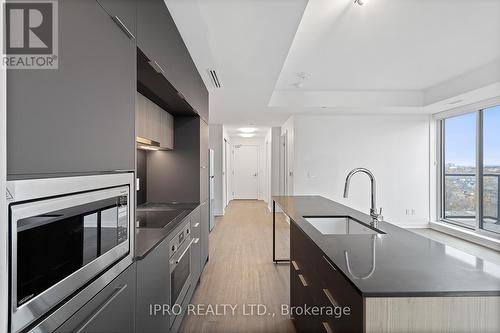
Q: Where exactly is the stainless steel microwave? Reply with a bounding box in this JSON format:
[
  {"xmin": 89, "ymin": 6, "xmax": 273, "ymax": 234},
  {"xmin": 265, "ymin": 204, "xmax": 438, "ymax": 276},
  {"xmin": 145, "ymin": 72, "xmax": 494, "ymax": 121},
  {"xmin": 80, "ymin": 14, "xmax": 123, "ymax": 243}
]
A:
[{"xmin": 7, "ymin": 173, "xmax": 135, "ymax": 333}]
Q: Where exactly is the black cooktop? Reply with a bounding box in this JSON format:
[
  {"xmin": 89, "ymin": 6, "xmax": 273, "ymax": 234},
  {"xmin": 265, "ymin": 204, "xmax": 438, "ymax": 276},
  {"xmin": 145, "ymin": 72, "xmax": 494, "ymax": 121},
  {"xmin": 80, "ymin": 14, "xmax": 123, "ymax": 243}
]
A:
[
  {"xmin": 136, "ymin": 210, "xmax": 188, "ymax": 229},
  {"xmin": 136, "ymin": 203, "xmax": 194, "ymax": 229}
]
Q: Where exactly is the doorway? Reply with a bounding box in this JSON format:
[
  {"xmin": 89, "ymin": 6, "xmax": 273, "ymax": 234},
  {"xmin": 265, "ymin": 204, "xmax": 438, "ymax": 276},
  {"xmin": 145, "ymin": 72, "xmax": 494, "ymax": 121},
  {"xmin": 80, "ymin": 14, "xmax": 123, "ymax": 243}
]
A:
[
  {"xmin": 223, "ymin": 139, "xmax": 230, "ymax": 207},
  {"xmin": 233, "ymin": 145, "xmax": 259, "ymax": 199},
  {"xmin": 279, "ymin": 132, "xmax": 288, "ymax": 196}
]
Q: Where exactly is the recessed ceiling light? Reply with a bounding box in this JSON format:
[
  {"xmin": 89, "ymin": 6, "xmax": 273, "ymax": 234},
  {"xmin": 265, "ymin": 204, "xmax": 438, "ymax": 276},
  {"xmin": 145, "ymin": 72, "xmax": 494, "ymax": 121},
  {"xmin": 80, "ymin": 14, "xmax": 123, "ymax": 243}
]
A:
[
  {"xmin": 239, "ymin": 127, "xmax": 257, "ymax": 133},
  {"xmin": 240, "ymin": 133, "xmax": 255, "ymax": 138},
  {"xmin": 354, "ymin": 0, "xmax": 369, "ymax": 6}
]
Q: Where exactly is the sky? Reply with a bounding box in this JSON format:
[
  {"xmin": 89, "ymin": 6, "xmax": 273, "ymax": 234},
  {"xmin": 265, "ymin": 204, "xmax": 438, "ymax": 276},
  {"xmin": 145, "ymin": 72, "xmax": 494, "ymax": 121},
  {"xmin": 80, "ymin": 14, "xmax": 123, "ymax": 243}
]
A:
[{"xmin": 445, "ymin": 105, "xmax": 500, "ymax": 166}]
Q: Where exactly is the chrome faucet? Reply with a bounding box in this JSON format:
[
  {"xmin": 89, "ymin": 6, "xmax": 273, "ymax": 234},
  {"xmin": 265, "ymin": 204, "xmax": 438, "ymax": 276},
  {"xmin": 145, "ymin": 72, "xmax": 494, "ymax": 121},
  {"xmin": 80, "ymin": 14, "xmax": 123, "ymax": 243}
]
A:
[{"xmin": 343, "ymin": 168, "xmax": 383, "ymax": 228}]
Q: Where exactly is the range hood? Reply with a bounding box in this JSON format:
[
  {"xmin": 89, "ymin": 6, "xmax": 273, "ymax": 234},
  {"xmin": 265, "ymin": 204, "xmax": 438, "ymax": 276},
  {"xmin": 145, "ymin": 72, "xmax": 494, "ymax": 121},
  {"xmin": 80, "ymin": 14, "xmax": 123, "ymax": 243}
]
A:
[{"xmin": 136, "ymin": 136, "xmax": 160, "ymax": 151}]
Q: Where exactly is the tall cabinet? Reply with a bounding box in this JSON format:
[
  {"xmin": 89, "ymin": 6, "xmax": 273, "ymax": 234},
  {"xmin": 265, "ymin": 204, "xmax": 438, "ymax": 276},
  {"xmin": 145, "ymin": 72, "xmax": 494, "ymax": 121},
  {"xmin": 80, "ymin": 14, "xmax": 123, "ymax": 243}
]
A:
[
  {"xmin": 200, "ymin": 120, "xmax": 209, "ymax": 265},
  {"xmin": 7, "ymin": 0, "xmax": 136, "ymax": 178}
]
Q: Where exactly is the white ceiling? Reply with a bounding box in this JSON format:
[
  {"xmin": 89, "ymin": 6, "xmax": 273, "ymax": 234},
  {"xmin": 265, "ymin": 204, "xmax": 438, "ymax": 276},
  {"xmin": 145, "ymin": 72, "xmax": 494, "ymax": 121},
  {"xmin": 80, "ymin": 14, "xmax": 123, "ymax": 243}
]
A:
[{"xmin": 167, "ymin": 0, "xmax": 500, "ymax": 126}]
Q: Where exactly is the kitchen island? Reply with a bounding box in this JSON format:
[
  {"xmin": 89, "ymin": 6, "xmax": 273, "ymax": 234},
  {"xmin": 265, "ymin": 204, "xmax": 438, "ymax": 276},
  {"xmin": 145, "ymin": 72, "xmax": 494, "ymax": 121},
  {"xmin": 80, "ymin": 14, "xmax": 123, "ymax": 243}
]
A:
[{"xmin": 274, "ymin": 195, "xmax": 500, "ymax": 333}]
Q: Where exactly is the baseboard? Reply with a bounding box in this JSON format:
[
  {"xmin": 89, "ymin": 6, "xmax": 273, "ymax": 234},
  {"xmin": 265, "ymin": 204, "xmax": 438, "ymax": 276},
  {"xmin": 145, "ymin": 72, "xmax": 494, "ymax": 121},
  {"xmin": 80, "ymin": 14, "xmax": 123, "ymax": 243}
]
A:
[{"xmin": 430, "ymin": 221, "xmax": 500, "ymax": 251}]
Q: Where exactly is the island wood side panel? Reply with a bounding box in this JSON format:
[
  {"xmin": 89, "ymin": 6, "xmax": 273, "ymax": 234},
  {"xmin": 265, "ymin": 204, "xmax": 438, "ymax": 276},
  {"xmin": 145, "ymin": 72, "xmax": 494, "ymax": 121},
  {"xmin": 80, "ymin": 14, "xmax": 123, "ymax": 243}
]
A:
[{"xmin": 364, "ymin": 296, "xmax": 500, "ymax": 333}]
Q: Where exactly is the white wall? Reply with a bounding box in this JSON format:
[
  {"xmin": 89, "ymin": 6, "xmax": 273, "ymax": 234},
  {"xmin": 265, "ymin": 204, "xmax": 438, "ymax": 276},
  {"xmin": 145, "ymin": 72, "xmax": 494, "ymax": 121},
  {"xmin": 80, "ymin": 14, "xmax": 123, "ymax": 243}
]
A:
[
  {"xmin": 281, "ymin": 117, "xmax": 294, "ymax": 195},
  {"xmin": 290, "ymin": 114, "xmax": 431, "ymax": 227},
  {"xmin": 209, "ymin": 124, "xmax": 224, "ymax": 216}
]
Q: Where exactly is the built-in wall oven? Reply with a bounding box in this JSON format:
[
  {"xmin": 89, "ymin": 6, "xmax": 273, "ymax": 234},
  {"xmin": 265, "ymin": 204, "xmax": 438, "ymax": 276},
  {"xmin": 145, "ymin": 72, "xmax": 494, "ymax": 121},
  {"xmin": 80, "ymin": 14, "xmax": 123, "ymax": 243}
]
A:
[
  {"xmin": 169, "ymin": 222, "xmax": 193, "ymax": 326},
  {"xmin": 6, "ymin": 173, "xmax": 134, "ymax": 333}
]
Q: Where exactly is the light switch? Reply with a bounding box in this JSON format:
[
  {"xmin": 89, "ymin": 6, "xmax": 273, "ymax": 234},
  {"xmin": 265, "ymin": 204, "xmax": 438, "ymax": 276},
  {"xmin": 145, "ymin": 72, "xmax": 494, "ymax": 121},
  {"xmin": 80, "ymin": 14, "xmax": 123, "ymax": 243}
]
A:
[{"xmin": 136, "ymin": 178, "xmax": 140, "ymax": 191}]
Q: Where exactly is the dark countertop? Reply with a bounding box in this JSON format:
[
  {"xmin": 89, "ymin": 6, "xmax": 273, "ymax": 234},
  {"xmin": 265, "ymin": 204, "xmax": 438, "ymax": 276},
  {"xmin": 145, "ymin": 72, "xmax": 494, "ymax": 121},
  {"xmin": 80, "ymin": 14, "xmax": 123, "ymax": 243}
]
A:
[
  {"xmin": 274, "ymin": 195, "xmax": 500, "ymax": 297},
  {"xmin": 135, "ymin": 202, "xmax": 199, "ymax": 260}
]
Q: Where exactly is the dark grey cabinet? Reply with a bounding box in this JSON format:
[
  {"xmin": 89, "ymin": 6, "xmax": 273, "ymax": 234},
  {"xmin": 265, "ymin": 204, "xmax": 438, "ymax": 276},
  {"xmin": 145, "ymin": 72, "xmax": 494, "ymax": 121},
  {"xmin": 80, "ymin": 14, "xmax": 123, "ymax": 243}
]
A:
[
  {"xmin": 136, "ymin": 236, "xmax": 171, "ymax": 333},
  {"xmin": 137, "ymin": 0, "xmax": 208, "ymax": 122},
  {"xmin": 198, "ymin": 82, "xmax": 209, "ymax": 122},
  {"xmin": 97, "ymin": 0, "xmax": 136, "ymax": 37},
  {"xmin": 200, "ymin": 120, "xmax": 209, "ymax": 203},
  {"xmin": 290, "ymin": 221, "xmax": 363, "ymax": 333},
  {"xmin": 200, "ymin": 200, "xmax": 209, "ymax": 266},
  {"xmin": 190, "ymin": 207, "xmax": 202, "ymax": 286},
  {"xmin": 7, "ymin": 0, "xmax": 136, "ymax": 178},
  {"xmin": 56, "ymin": 263, "xmax": 136, "ymax": 333},
  {"xmin": 199, "ymin": 119, "xmax": 209, "ymax": 266}
]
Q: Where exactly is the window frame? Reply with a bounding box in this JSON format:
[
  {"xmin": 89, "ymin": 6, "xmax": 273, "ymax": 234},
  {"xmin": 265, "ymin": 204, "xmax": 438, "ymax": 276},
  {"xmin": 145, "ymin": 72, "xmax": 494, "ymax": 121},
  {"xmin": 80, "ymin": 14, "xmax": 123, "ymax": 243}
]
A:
[{"xmin": 438, "ymin": 105, "xmax": 500, "ymax": 239}]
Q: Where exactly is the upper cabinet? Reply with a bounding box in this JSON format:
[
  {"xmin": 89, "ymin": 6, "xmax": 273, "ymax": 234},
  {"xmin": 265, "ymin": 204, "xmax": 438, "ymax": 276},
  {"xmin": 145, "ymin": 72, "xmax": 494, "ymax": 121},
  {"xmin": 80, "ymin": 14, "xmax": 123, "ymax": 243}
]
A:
[
  {"xmin": 7, "ymin": 0, "xmax": 136, "ymax": 178},
  {"xmin": 136, "ymin": 92, "xmax": 174, "ymax": 150},
  {"xmin": 96, "ymin": 0, "xmax": 136, "ymax": 38},
  {"xmin": 137, "ymin": 0, "xmax": 209, "ymax": 122}
]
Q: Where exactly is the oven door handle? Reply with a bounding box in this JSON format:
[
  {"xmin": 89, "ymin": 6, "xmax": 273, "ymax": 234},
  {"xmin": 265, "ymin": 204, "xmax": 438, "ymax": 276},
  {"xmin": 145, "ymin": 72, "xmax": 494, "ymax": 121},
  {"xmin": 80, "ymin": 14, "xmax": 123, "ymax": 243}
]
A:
[
  {"xmin": 75, "ymin": 284, "xmax": 128, "ymax": 333},
  {"xmin": 175, "ymin": 239, "xmax": 194, "ymax": 264}
]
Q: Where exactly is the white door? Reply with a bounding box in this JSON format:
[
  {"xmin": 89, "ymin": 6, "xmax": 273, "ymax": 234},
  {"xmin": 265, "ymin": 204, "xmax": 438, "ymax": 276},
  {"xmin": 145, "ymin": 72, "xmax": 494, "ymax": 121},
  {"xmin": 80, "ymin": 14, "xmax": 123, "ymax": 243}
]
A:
[{"xmin": 233, "ymin": 145, "xmax": 259, "ymax": 199}]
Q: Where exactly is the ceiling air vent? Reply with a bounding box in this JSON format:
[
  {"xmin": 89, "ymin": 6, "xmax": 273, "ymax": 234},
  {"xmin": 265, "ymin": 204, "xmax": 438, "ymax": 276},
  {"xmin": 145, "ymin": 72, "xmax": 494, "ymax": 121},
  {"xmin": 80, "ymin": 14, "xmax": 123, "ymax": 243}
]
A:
[{"xmin": 207, "ymin": 69, "xmax": 222, "ymax": 88}]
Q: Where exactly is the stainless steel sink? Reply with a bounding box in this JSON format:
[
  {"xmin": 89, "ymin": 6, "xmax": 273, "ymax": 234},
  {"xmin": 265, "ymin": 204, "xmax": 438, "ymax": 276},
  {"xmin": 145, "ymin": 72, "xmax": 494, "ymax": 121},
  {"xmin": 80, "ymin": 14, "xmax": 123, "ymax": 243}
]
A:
[{"xmin": 303, "ymin": 216, "xmax": 384, "ymax": 235}]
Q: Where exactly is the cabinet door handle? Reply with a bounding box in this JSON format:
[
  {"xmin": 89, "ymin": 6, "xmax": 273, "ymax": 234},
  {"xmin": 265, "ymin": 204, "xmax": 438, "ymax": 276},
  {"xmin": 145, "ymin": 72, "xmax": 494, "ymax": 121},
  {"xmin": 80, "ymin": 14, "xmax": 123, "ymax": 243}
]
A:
[
  {"xmin": 322, "ymin": 288, "xmax": 339, "ymax": 307},
  {"xmin": 75, "ymin": 284, "xmax": 128, "ymax": 333},
  {"xmin": 323, "ymin": 255, "xmax": 337, "ymax": 271},
  {"xmin": 291, "ymin": 260, "xmax": 299, "ymax": 271},
  {"xmin": 193, "ymin": 222, "xmax": 200, "ymax": 228},
  {"xmin": 149, "ymin": 60, "xmax": 165, "ymax": 74},
  {"xmin": 298, "ymin": 274, "xmax": 308, "ymax": 287},
  {"xmin": 322, "ymin": 321, "xmax": 334, "ymax": 333},
  {"xmin": 112, "ymin": 16, "xmax": 135, "ymax": 39}
]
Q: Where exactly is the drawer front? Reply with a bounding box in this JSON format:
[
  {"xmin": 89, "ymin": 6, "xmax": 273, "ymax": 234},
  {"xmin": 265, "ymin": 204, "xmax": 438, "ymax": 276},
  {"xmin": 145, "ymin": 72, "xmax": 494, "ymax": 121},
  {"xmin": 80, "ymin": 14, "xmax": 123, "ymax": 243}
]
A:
[
  {"xmin": 316, "ymin": 256, "xmax": 363, "ymax": 333},
  {"xmin": 291, "ymin": 221, "xmax": 363, "ymax": 333},
  {"xmin": 56, "ymin": 263, "xmax": 136, "ymax": 333}
]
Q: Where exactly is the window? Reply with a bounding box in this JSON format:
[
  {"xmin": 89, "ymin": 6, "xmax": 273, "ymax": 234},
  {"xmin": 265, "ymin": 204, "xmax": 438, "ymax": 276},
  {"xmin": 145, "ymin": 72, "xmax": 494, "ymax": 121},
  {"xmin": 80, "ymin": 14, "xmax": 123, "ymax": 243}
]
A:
[
  {"xmin": 440, "ymin": 105, "xmax": 500, "ymax": 236},
  {"xmin": 481, "ymin": 106, "xmax": 500, "ymax": 234},
  {"xmin": 443, "ymin": 113, "xmax": 476, "ymax": 228}
]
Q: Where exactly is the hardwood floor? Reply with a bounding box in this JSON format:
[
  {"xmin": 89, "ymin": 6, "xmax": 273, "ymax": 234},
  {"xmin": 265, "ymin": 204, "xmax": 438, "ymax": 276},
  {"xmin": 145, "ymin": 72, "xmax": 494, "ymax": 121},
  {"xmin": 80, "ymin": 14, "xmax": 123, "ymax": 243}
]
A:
[{"xmin": 180, "ymin": 200, "xmax": 295, "ymax": 333}]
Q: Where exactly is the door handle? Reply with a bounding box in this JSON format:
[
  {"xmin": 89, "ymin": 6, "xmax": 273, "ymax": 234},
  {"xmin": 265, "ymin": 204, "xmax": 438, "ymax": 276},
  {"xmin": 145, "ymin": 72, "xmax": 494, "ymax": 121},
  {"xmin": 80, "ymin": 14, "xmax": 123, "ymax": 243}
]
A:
[
  {"xmin": 322, "ymin": 322, "xmax": 334, "ymax": 333},
  {"xmin": 176, "ymin": 239, "xmax": 195, "ymax": 264},
  {"xmin": 322, "ymin": 288, "xmax": 339, "ymax": 307},
  {"xmin": 298, "ymin": 274, "xmax": 308, "ymax": 287},
  {"xmin": 149, "ymin": 60, "xmax": 165, "ymax": 74},
  {"xmin": 111, "ymin": 16, "xmax": 135, "ymax": 39}
]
